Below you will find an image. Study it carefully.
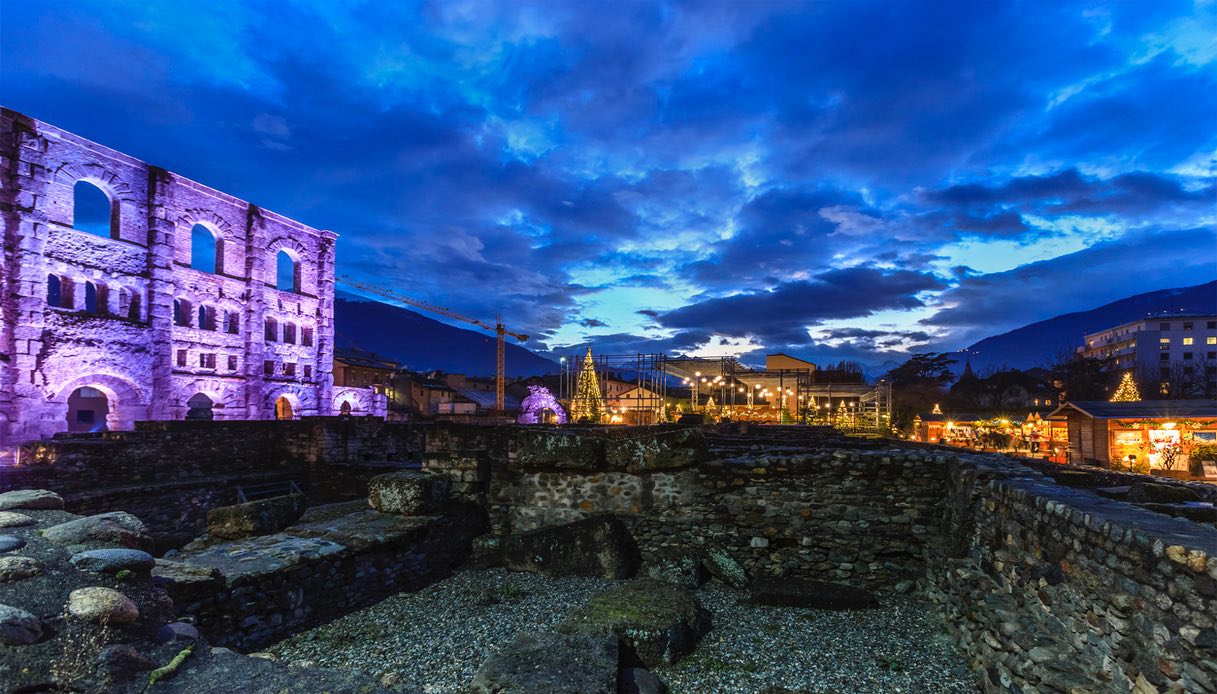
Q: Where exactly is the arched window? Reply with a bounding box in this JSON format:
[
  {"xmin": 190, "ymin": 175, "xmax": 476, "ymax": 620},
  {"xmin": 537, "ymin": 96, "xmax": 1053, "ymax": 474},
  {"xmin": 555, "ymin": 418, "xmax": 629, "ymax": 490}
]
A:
[
  {"xmin": 276, "ymin": 250, "xmax": 300, "ymax": 293},
  {"xmin": 84, "ymin": 282, "xmax": 99, "ymax": 313},
  {"xmin": 283, "ymin": 322, "xmax": 297, "ymax": 344},
  {"xmin": 198, "ymin": 306, "xmax": 209, "ymax": 330},
  {"xmin": 47, "ymin": 275, "xmax": 61, "ymax": 307},
  {"xmin": 264, "ymin": 317, "xmax": 278, "ymax": 342},
  {"xmin": 190, "ymin": 224, "xmax": 222, "ymax": 273},
  {"xmin": 174, "ymin": 298, "xmax": 192, "ymax": 327},
  {"xmin": 72, "ymin": 180, "xmax": 117, "ymax": 238},
  {"xmin": 127, "ymin": 291, "xmax": 141, "ymax": 321},
  {"xmin": 225, "ymin": 311, "xmax": 240, "ymax": 334}
]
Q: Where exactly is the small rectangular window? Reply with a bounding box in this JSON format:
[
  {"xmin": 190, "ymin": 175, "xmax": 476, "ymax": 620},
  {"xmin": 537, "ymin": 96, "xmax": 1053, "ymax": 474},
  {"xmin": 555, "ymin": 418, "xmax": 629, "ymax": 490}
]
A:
[
  {"xmin": 1207, "ymin": 337, "xmax": 1216, "ymax": 345},
  {"xmin": 1160, "ymin": 322, "xmax": 1170, "ymax": 330},
  {"xmin": 283, "ymin": 363, "xmax": 296, "ymax": 377},
  {"xmin": 1209, "ymin": 352, "xmax": 1217, "ymax": 360},
  {"xmin": 227, "ymin": 355, "xmax": 238, "ymax": 371},
  {"xmin": 1159, "ymin": 337, "xmax": 1171, "ymax": 344},
  {"xmin": 1183, "ymin": 322, "xmax": 1193, "ymax": 330},
  {"xmin": 225, "ymin": 312, "xmax": 240, "ymax": 335},
  {"xmin": 1160, "ymin": 353, "xmax": 1170, "ymax": 361},
  {"xmin": 284, "ymin": 324, "xmax": 296, "ymax": 344},
  {"xmin": 1183, "ymin": 337, "xmax": 1194, "ymax": 345},
  {"xmin": 1184, "ymin": 352, "xmax": 1194, "ymax": 360},
  {"xmin": 304, "ymin": 364, "xmax": 313, "ymax": 379},
  {"xmin": 264, "ymin": 320, "xmax": 277, "ymax": 342},
  {"xmin": 176, "ymin": 349, "xmax": 187, "ymax": 367},
  {"xmin": 1208, "ymin": 321, "xmax": 1216, "ymax": 329},
  {"xmin": 264, "ymin": 360, "xmax": 274, "ymax": 376},
  {"xmin": 200, "ymin": 353, "xmax": 216, "ymax": 369},
  {"xmin": 302, "ymin": 327, "xmax": 313, "ymax": 347}
]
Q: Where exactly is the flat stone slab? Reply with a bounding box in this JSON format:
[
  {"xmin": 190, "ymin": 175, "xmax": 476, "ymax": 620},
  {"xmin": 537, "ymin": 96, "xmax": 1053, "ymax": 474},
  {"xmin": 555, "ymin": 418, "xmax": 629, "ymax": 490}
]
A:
[
  {"xmin": 749, "ymin": 576, "xmax": 879, "ymax": 610},
  {"xmin": 503, "ymin": 515, "xmax": 640, "ymax": 579},
  {"xmin": 0, "ymin": 556, "xmax": 44, "ymax": 582},
  {"xmin": 152, "ymin": 559, "xmax": 224, "ymax": 601},
  {"xmin": 0, "ymin": 489, "xmax": 63, "ymax": 511},
  {"xmin": 175, "ymin": 534, "xmax": 347, "ymax": 585},
  {"xmin": 559, "ymin": 579, "xmax": 711, "ymax": 667},
  {"xmin": 0, "ymin": 512, "xmax": 37, "ymax": 528},
  {"xmin": 0, "ymin": 535, "xmax": 26, "ymax": 553},
  {"xmin": 470, "ymin": 631, "xmax": 617, "ymax": 694},
  {"xmin": 70, "ymin": 548, "xmax": 156, "ymax": 574},
  {"xmin": 285, "ymin": 509, "xmax": 434, "ymax": 552},
  {"xmin": 207, "ymin": 493, "xmax": 309, "ymax": 540}
]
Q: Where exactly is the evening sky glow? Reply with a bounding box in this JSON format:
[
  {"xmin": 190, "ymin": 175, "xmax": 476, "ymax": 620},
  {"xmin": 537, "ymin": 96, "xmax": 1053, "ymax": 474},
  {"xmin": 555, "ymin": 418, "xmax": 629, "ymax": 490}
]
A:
[{"xmin": 2, "ymin": 0, "xmax": 1214, "ymax": 366}]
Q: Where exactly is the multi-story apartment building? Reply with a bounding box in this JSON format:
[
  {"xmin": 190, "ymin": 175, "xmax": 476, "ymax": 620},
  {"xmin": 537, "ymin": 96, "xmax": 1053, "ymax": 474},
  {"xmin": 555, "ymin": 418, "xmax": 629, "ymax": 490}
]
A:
[
  {"xmin": 1080, "ymin": 314, "xmax": 1217, "ymax": 394},
  {"xmin": 0, "ymin": 108, "xmax": 376, "ymax": 445}
]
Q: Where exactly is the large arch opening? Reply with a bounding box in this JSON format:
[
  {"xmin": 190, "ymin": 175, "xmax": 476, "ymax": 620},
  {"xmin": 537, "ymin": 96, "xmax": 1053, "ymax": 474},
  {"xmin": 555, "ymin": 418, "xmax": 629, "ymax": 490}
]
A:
[
  {"xmin": 186, "ymin": 393, "xmax": 215, "ymax": 420},
  {"xmin": 72, "ymin": 180, "xmax": 117, "ymax": 238},
  {"xmin": 191, "ymin": 224, "xmax": 222, "ymax": 273},
  {"xmin": 275, "ymin": 396, "xmax": 295, "ymax": 420},
  {"xmin": 67, "ymin": 386, "xmax": 110, "ymax": 433},
  {"xmin": 275, "ymin": 250, "xmax": 301, "ymax": 293},
  {"xmin": 339, "ymin": 400, "xmax": 353, "ymax": 416}
]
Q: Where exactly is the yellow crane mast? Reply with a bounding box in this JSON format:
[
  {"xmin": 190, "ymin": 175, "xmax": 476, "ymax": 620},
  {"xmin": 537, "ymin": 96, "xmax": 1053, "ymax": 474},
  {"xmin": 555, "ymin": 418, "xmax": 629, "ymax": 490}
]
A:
[{"xmin": 335, "ymin": 275, "xmax": 528, "ymax": 415}]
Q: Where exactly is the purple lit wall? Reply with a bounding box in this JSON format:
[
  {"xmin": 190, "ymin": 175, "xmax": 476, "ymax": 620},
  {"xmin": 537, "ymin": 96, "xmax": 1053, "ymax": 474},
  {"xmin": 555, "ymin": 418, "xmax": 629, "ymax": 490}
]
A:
[
  {"xmin": 0, "ymin": 108, "xmax": 379, "ymax": 446},
  {"xmin": 517, "ymin": 385, "xmax": 567, "ymax": 424}
]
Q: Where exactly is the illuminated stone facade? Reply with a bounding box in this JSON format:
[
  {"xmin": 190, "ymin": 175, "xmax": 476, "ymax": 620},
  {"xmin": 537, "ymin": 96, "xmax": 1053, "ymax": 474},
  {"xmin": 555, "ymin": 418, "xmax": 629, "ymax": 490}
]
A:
[{"xmin": 0, "ymin": 108, "xmax": 362, "ymax": 445}]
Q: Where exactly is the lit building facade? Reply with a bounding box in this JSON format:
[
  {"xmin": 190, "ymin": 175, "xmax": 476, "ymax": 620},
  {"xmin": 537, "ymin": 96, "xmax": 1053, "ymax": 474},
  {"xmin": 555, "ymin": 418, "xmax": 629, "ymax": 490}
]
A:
[
  {"xmin": 0, "ymin": 108, "xmax": 355, "ymax": 445},
  {"xmin": 1080, "ymin": 314, "xmax": 1217, "ymax": 393}
]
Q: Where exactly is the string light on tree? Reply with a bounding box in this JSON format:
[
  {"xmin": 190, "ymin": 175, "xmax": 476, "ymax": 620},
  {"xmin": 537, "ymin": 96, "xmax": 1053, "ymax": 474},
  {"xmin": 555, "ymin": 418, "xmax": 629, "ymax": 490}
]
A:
[
  {"xmin": 569, "ymin": 347, "xmax": 606, "ymax": 423},
  {"xmin": 1110, "ymin": 372, "xmax": 1141, "ymax": 402}
]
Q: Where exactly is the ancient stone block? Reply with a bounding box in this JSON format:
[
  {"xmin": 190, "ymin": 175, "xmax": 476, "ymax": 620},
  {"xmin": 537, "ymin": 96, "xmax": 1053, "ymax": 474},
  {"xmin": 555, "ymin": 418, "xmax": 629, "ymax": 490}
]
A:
[
  {"xmin": 366, "ymin": 471, "xmax": 451, "ymax": 516},
  {"xmin": 0, "ymin": 489, "xmax": 63, "ymax": 511},
  {"xmin": 42, "ymin": 511, "xmax": 153, "ymax": 551},
  {"xmin": 749, "ymin": 576, "xmax": 879, "ymax": 610},
  {"xmin": 469, "ymin": 631, "xmax": 618, "ymax": 694},
  {"xmin": 206, "ymin": 493, "xmax": 309, "ymax": 540},
  {"xmin": 559, "ymin": 580, "xmax": 711, "ymax": 667},
  {"xmin": 503, "ymin": 515, "xmax": 639, "ymax": 579},
  {"xmin": 69, "ymin": 548, "xmax": 156, "ymax": 574},
  {"xmin": 605, "ymin": 426, "xmax": 709, "ymax": 473}
]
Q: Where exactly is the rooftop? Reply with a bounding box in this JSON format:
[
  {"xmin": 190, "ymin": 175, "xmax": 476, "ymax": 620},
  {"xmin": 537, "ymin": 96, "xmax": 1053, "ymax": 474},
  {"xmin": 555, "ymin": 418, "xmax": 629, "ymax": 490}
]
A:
[{"xmin": 1049, "ymin": 400, "xmax": 1217, "ymax": 420}]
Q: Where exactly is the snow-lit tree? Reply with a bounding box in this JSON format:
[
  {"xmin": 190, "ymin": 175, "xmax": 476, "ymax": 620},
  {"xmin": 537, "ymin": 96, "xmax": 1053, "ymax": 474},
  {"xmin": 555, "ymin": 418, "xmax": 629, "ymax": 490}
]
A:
[
  {"xmin": 1110, "ymin": 372, "xmax": 1141, "ymax": 402},
  {"xmin": 569, "ymin": 348, "xmax": 605, "ymax": 423}
]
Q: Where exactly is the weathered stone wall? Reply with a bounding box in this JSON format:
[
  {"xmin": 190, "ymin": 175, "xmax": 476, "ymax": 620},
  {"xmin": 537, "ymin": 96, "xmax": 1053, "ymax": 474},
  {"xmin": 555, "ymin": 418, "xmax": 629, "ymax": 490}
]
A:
[
  {"xmin": 0, "ymin": 107, "xmax": 375, "ymax": 447},
  {"xmin": 160, "ymin": 505, "xmax": 483, "ymax": 651},
  {"xmin": 925, "ymin": 453, "xmax": 1217, "ymax": 693},
  {"xmin": 0, "ymin": 417, "xmax": 427, "ymax": 539}
]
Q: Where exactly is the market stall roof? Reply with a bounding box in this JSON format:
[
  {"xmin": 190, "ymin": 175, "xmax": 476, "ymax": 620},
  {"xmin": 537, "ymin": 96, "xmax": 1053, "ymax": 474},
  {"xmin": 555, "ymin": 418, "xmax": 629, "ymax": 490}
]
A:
[{"xmin": 1048, "ymin": 400, "xmax": 1217, "ymax": 420}]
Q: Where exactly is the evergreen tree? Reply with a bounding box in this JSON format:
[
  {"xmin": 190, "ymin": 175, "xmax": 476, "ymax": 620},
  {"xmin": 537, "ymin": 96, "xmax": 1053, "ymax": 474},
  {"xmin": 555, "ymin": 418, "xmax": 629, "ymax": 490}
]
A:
[
  {"xmin": 569, "ymin": 347, "xmax": 605, "ymax": 422},
  {"xmin": 1110, "ymin": 372, "xmax": 1141, "ymax": 402}
]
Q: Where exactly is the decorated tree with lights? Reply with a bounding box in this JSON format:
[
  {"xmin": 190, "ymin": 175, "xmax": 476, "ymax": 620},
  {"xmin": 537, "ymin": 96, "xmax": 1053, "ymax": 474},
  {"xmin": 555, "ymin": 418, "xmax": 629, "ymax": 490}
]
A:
[
  {"xmin": 1110, "ymin": 372, "xmax": 1141, "ymax": 402},
  {"xmin": 569, "ymin": 347, "xmax": 605, "ymax": 423}
]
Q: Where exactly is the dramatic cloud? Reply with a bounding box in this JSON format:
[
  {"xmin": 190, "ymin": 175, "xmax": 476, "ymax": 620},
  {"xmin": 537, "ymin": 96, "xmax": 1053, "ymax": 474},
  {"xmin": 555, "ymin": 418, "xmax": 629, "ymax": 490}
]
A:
[{"xmin": 2, "ymin": 0, "xmax": 1213, "ymax": 367}]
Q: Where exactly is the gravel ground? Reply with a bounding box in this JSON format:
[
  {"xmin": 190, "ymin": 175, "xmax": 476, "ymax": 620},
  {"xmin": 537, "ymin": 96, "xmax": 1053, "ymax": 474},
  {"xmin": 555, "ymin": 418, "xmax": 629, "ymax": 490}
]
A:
[{"xmin": 267, "ymin": 569, "xmax": 977, "ymax": 693}]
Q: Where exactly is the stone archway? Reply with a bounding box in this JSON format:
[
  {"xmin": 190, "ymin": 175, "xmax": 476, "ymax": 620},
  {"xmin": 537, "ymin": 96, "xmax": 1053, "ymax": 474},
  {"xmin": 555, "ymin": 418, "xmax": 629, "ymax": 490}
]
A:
[
  {"xmin": 50, "ymin": 374, "xmax": 147, "ymax": 435},
  {"xmin": 275, "ymin": 396, "xmax": 295, "ymax": 420},
  {"xmin": 186, "ymin": 393, "xmax": 215, "ymax": 420},
  {"xmin": 67, "ymin": 386, "xmax": 109, "ymax": 433}
]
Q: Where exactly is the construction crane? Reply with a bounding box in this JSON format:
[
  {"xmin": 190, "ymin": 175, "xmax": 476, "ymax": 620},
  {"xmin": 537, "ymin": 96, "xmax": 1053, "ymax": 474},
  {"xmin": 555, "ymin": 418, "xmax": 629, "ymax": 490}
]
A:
[{"xmin": 335, "ymin": 275, "xmax": 528, "ymax": 415}]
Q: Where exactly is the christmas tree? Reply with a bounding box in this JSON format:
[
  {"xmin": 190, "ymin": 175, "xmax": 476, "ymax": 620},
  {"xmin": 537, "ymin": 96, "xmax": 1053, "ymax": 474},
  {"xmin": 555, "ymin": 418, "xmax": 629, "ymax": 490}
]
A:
[
  {"xmin": 569, "ymin": 347, "xmax": 605, "ymax": 423},
  {"xmin": 1110, "ymin": 372, "xmax": 1141, "ymax": 402}
]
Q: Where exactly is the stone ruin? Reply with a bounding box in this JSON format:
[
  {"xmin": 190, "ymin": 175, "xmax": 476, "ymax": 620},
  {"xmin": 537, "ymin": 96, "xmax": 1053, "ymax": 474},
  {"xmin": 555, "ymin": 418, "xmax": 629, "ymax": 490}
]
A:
[
  {"xmin": 0, "ymin": 108, "xmax": 384, "ymax": 448},
  {"xmin": 0, "ymin": 421, "xmax": 1214, "ymax": 692}
]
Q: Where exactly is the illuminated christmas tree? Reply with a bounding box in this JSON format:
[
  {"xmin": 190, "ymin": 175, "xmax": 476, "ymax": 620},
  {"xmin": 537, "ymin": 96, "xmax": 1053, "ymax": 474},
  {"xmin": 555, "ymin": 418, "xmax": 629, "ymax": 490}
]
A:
[
  {"xmin": 569, "ymin": 347, "xmax": 605, "ymax": 423},
  {"xmin": 1110, "ymin": 372, "xmax": 1141, "ymax": 402}
]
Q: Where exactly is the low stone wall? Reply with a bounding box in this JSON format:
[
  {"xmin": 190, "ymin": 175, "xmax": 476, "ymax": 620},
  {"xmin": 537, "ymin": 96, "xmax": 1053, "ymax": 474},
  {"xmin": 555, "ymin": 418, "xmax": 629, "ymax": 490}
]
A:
[
  {"xmin": 925, "ymin": 453, "xmax": 1217, "ymax": 693},
  {"xmin": 158, "ymin": 503, "xmax": 483, "ymax": 651},
  {"xmin": 1, "ymin": 417, "xmax": 427, "ymax": 539}
]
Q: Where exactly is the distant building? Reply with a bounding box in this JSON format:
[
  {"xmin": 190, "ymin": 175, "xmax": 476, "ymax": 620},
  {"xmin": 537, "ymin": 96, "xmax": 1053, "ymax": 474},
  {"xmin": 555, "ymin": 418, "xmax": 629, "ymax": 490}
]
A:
[
  {"xmin": 1080, "ymin": 314, "xmax": 1217, "ymax": 395},
  {"xmin": 331, "ymin": 351, "xmax": 392, "ymax": 416}
]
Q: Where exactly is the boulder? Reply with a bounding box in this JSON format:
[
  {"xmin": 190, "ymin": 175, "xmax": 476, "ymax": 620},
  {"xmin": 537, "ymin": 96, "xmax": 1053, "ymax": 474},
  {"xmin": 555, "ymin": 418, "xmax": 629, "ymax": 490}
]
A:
[
  {"xmin": 367, "ymin": 471, "xmax": 450, "ymax": 515},
  {"xmin": 749, "ymin": 576, "xmax": 878, "ymax": 610},
  {"xmin": 207, "ymin": 493, "xmax": 309, "ymax": 540},
  {"xmin": 702, "ymin": 549, "xmax": 749, "ymax": 588},
  {"xmin": 0, "ymin": 604, "xmax": 43, "ymax": 645},
  {"xmin": 43, "ymin": 512, "xmax": 153, "ymax": 551},
  {"xmin": 70, "ymin": 548, "xmax": 156, "ymax": 574},
  {"xmin": 152, "ymin": 559, "xmax": 225, "ymax": 602},
  {"xmin": 0, "ymin": 556, "xmax": 44, "ymax": 582},
  {"xmin": 157, "ymin": 621, "xmax": 201, "ymax": 644},
  {"xmin": 469, "ymin": 631, "xmax": 617, "ymax": 693},
  {"xmin": 642, "ymin": 550, "xmax": 706, "ymax": 589},
  {"xmin": 1127, "ymin": 482, "xmax": 1202, "ymax": 504},
  {"xmin": 68, "ymin": 587, "xmax": 140, "ymax": 625},
  {"xmin": 559, "ymin": 580, "xmax": 711, "ymax": 667},
  {"xmin": 619, "ymin": 667, "xmax": 666, "ymax": 694},
  {"xmin": 0, "ymin": 511, "xmax": 37, "ymax": 528},
  {"xmin": 0, "ymin": 535, "xmax": 26, "ymax": 553},
  {"xmin": 0, "ymin": 489, "xmax": 63, "ymax": 511},
  {"xmin": 503, "ymin": 515, "xmax": 639, "ymax": 579}
]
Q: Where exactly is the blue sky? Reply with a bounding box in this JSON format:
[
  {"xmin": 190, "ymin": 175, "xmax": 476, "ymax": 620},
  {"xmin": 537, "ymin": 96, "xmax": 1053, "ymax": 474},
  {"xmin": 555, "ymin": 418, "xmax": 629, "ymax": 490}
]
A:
[{"xmin": 3, "ymin": 0, "xmax": 1214, "ymax": 366}]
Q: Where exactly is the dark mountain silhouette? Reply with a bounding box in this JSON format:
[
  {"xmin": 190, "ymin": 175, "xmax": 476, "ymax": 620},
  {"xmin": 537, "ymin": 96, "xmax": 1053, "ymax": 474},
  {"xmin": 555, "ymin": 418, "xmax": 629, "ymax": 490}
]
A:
[
  {"xmin": 957, "ymin": 280, "xmax": 1217, "ymax": 372},
  {"xmin": 334, "ymin": 293, "xmax": 559, "ymax": 377}
]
